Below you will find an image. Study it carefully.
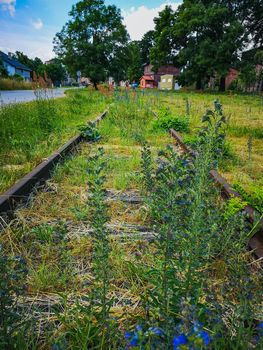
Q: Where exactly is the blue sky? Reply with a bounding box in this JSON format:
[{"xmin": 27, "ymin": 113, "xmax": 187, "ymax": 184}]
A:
[{"xmin": 0, "ymin": 0, "xmax": 181, "ymax": 61}]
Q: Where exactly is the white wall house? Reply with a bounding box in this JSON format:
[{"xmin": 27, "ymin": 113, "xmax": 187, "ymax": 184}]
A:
[{"xmin": 0, "ymin": 51, "xmax": 32, "ymax": 81}]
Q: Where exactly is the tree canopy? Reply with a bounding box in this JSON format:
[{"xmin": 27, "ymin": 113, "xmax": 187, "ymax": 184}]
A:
[
  {"xmin": 53, "ymin": 0, "xmax": 129, "ymax": 88},
  {"xmin": 0, "ymin": 59, "xmax": 8, "ymax": 78},
  {"xmin": 150, "ymin": 0, "xmax": 262, "ymax": 90},
  {"xmin": 45, "ymin": 59, "xmax": 67, "ymax": 86}
]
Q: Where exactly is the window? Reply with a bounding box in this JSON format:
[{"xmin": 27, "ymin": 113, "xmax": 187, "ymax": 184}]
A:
[
  {"xmin": 168, "ymin": 78, "xmax": 172, "ymax": 82},
  {"xmin": 162, "ymin": 78, "xmax": 166, "ymax": 83}
]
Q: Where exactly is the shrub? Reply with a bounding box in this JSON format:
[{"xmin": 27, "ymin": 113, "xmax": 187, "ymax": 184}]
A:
[
  {"xmin": 152, "ymin": 107, "xmax": 189, "ymax": 133},
  {"xmin": 13, "ymin": 74, "xmax": 24, "ymax": 81},
  {"xmin": 233, "ymin": 183, "xmax": 263, "ymax": 214},
  {"xmin": 79, "ymin": 122, "xmax": 101, "ymax": 142}
]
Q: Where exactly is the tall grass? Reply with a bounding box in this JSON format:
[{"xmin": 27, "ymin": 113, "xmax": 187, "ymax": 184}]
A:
[
  {"xmin": 0, "ymin": 78, "xmax": 33, "ymax": 90},
  {"xmin": 0, "ymin": 89, "xmax": 109, "ymax": 192}
]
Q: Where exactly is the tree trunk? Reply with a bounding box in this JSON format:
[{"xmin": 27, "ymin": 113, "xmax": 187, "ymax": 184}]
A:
[
  {"xmin": 196, "ymin": 78, "xmax": 202, "ymax": 90},
  {"xmin": 93, "ymin": 81, "xmax": 98, "ymax": 90},
  {"xmin": 219, "ymin": 77, "xmax": 226, "ymax": 92}
]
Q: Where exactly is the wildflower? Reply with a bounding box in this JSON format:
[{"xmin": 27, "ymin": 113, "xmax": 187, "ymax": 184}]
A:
[
  {"xmin": 257, "ymin": 322, "xmax": 263, "ymax": 336},
  {"xmin": 173, "ymin": 334, "xmax": 188, "ymax": 349},
  {"xmin": 129, "ymin": 334, "xmax": 139, "ymax": 347},
  {"xmin": 125, "ymin": 332, "xmax": 133, "ymax": 340},
  {"xmin": 148, "ymin": 327, "xmax": 164, "ymax": 336},
  {"xmin": 199, "ymin": 331, "xmax": 210, "ymax": 346},
  {"xmin": 136, "ymin": 325, "xmax": 143, "ymax": 332}
]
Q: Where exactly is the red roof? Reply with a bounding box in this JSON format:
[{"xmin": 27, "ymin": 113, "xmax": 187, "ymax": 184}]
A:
[{"xmin": 140, "ymin": 75, "xmax": 155, "ymax": 81}]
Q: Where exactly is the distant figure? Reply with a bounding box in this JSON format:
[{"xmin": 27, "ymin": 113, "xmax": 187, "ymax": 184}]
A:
[{"xmin": 131, "ymin": 81, "xmax": 138, "ymax": 90}]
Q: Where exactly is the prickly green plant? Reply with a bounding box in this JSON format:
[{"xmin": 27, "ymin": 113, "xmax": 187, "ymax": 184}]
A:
[
  {"xmin": 198, "ymin": 99, "xmax": 227, "ymax": 168},
  {"xmin": 53, "ymin": 148, "xmax": 117, "ymax": 349},
  {"xmin": 86, "ymin": 147, "xmax": 111, "ymax": 320},
  {"xmin": 139, "ymin": 100, "xmax": 263, "ymax": 348},
  {"xmin": 79, "ymin": 121, "xmax": 101, "ymax": 142}
]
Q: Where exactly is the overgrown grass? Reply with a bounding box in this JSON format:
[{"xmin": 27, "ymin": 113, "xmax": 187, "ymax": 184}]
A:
[
  {"xmin": 0, "ymin": 78, "xmax": 33, "ymax": 90},
  {"xmin": 0, "ymin": 88, "xmax": 109, "ymax": 192},
  {"xmin": 158, "ymin": 90, "xmax": 263, "ymax": 210},
  {"xmin": 0, "ymin": 90, "xmax": 262, "ymax": 349}
]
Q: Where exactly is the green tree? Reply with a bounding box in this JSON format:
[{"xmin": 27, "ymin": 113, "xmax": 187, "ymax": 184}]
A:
[
  {"xmin": 127, "ymin": 41, "xmax": 143, "ymax": 82},
  {"xmin": 140, "ymin": 30, "xmax": 155, "ymax": 64},
  {"xmin": 172, "ymin": 1, "xmax": 245, "ymax": 90},
  {"xmin": 11, "ymin": 51, "xmax": 33, "ymax": 69},
  {"xmin": 45, "ymin": 59, "xmax": 67, "ymax": 86},
  {"xmin": 53, "ymin": 0, "xmax": 129, "ymax": 89},
  {"xmin": 238, "ymin": 0, "xmax": 263, "ymax": 47},
  {"xmin": 0, "ymin": 59, "xmax": 8, "ymax": 77},
  {"xmin": 150, "ymin": 6, "xmax": 177, "ymax": 72},
  {"xmin": 11, "ymin": 51, "xmax": 44, "ymax": 75}
]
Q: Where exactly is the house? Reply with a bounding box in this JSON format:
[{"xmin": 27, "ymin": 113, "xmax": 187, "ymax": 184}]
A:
[
  {"xmin": 159, "ymin": 74, "xmax": 176, "ymax": 90},
  {"xmin": 143, "ymin": 64, "xmax": 180, "ymax": 86},
  {"xmin": 0, "ymin": 51, "xmax": 32, "ymax": 81},
  {"xmin": 140, "ymin": 75, "xmax": 156, "ymax": 89}
]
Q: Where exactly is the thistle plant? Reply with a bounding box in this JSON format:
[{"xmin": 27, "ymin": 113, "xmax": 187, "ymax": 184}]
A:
[
  {"xmin": 138, "ymin": 100, "xmax": 263, "ymax": 348},
  {"xmin": 86, "ymin": 147, "xmax": 111, "ymax": 322}
]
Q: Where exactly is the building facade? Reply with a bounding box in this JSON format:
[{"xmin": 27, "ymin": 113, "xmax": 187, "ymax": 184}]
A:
[{"xmin": 0, "ymin": 51, "xmax": 32, "ymax": 81}]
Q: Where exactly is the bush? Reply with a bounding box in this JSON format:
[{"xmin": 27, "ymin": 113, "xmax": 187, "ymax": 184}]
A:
[
  {"xmin": 152, "ymin": 114, "xmax": 189, "ymax": 133},
  {"xmin": 152, "ymin": 106, "xmax": 189, "ymax": 133},
  {"xmin": 13, "ymin": 74, "xmax": 24, "ymax": 81}
]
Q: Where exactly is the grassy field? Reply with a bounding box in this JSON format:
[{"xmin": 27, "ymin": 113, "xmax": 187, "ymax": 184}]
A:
[
  {"xmin": 0, "ymin": 88, "xmax": 109, "ymax": 192},
  {"xmin": 156, "ymin": 91, "xmax": 263, "ymax": 212},
  {"xmin": 0, "ymin": 90, "xmax": 262, "ymax": 349}
]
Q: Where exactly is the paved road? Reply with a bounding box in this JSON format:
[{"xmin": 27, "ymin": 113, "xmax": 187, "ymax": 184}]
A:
[{"xmin": 0, "ymin": 87, "xmax": 81, "ymax": 105}]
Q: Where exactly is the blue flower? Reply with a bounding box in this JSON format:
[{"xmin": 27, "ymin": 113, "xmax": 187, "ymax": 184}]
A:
[
  {"xmin": 129, "ymin": 333, "xmax": 139, "ymax": 347},
  {"xmin": 125, "ymin": 332, "xmax": 133, "ymax": 340},
  {"xmin": 173, "ymin": 334, "xmax": 188, "ymax": 349},
  {"xmin": 257, "ymin": 322, "xmax": 263, "ymax": 336},
  {"xmin": 148, "ymin": 327, "xmax": 164, "ymax": 336},
  {"xmin": 199, "ymin": 331, "xmax": 211, "ymax": 346},
  {"xmin": 136, "ymin": 325, "xmax": 143, "ymax": 332}
]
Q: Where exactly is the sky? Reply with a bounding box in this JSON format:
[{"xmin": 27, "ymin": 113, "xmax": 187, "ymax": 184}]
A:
[{"xmin": 0, "ymin": 0, "xmax": 181, "ymax": 61}]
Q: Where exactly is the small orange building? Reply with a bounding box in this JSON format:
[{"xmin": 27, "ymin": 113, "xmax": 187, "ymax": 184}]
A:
[{"xmin": 140, "ymin": 75, "xmax": 156, "ymax": 89}]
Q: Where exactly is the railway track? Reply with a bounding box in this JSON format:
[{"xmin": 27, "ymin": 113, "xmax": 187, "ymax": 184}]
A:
[
  {"xmin": 0, "ymin": 102, "xmax": 262, "ymax": 348},
  {"xmin": 1, "ymin": 109, "xmax": 262, "ymax": 258}
]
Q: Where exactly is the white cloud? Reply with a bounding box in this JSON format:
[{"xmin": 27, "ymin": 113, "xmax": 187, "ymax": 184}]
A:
[
  {"xmin": 32, "ymin": 18, "xmax": 43, "ymax": 30},
  {"xmin": 122, "ymin": 2, "xmax": 181, "ymax": 41},
  {"xmin": 0, "ymin": 20, "xmax": 54, "ymax": 61},
  {"xmin": 0, "ymin": 0, "xmax": 16, "ymax": 17}
]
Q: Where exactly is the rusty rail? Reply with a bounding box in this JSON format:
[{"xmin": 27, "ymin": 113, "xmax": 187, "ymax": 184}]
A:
[
  {"xmin": 0, "ymin": 110, "xmax": 108, "ymax": 216},
  {"xmin": 169, "ymin": 128, "xmax": 263, "ymax": 260}
]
